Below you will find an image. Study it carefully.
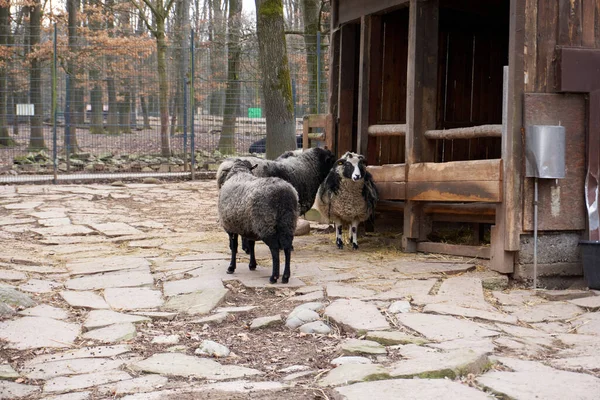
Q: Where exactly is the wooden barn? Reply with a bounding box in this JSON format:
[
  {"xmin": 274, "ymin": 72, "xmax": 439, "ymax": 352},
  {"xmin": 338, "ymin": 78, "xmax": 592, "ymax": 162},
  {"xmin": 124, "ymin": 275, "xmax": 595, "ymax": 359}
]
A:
[{"xmin": 304, "ymin": 0, "xmax": 600, "ymax": 277}]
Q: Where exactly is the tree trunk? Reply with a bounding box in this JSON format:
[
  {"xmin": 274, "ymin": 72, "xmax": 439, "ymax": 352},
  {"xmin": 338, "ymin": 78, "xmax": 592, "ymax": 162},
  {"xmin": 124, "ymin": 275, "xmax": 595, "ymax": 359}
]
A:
[
  {"xmin": 65, "ymin": 0, "xmax": 80, "ymax": 152},
  {"xmin": 255, "ymin": 0, "xmax": 296, "ymax": 160},
  {"xmin": 209, "ymin": 0, "xmax": 225, "ymax": 115},
  {"xmin": 0, "ymin": 3, "xmax": 13, "ymax": 147},
  {"xmin": 106, "ymin": 77, "xmax": 119, "ymax": 134},
  {"xmin": 28, "ymin": 0, "xmax": 46, "ymax": 150},
  {"xmin": 118, "ymin": 88, "xmax": 131, "ymax": 133},
  {"xmin": 156, "ymin": 21, "xmax": 171, "ymax": 156},
  {"xmin": 218, "ymin": 0, "xmax": 242, "ymax": 154},
  {"xmin": 301, "ymin": 0, "xmax": 319, "ymax": 114},
  {"xmin": 140, "ymin": 89, "xmax": 151, "ymax": 129},
  {"xmin": 89, "ymin": 78, "xmax": 104, "ymax": 134}
]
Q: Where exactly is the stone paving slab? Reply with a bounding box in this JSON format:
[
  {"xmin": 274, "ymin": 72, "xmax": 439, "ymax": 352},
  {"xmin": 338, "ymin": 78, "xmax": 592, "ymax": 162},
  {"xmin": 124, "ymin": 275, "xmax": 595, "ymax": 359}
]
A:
[
  {"xmin": 4, "ymin": 201, "xmax": 44, "ymax": 210},
  {"xmin": 30, "ymin": 225, "xmax": 94, "ymax": 237},
  {"xmin": 477, "ymin": 357, "xmax": 600, "ymax": 400},
  {"xmin": 130, "ymin": 353, "xmax": 263, "ymax": 380},
  {"xmin": 162, "ymin": 289, "xmax": 228, "ymax": 315},
  {"xmin": 0, "ymin": 270, "xmax": 28, "ymax": 281},
  {"xmin": 0, "ymin": 364, "xmax": 19, "ymax": 380},
  {"xmin": 39, "ymin": 218, "xmax": 72, "ymax": 227},
  {"xmin": 90, "ymin": 222, "xmax": 144, "ymax": 237},
  {"xmin": 18, "ymin": 304, "xmax": 69, "ymax": 320},
  {"xmin": 59, "ymin": 291, "xmax": 110, "ymax": 309},
  {"xmin": 82, "ymin": 322, "xmax": 137, "ymax": 343},
  {"xmin": 67, "ymin": 256, "xmax": 150, "ymax": 276},
  {"xmin": 335, "ymin": 379, "xmax": 493, "ymax": 400},
  {"xmin": 569, "ymin": 296, "xmax": 600, "ymax": 310},
  {"xmin": 24, "ymin": 345, "xmax": 132, "ymax": 367},
  {"xmin": 0, "ymin": 317, "xmax": 80, "ymax": 350},
  {"xmin": 326, "ymin": 284, "xmax": 376, "ymax": 299},
  {"xmin": 83, "ymin": 310, "xmax": 150, "ymax": 330},
  {"xmin": 324, "ymin": 299, "xmax": 390, "ymax": 331},
  {"xmin": 423, "ymin": 303, "xmax": 518, "ymax": 324},
  {"xmin": 163, "ymin": 277, "xmax": 224, "ymax": 296},
  {"xmin": 18, "ymin": 279, "xmax": 63, "ymax": 293},
  {"xmin": 65, "ymin": 267, "xmax": 154, "ymax": 290},
  {"xmin": 503, "ymin": 302, "xmax": 583, "ymax": 323},
  {"xmin": 104, "ymin": 287, "xmax": 164, "ymax": 310},
  {"xmin": 318, "ymin": 363, "xmax": 389, "ymax": 387},
  {"xmin": 571, "ymin": 312, "xmax": 600, "ymax": 335},
  {"xmin": 0, "ymin": 380, "xmax": 40, "ymax": 399},
  {"xmin": 389, "ymin": 348, "xmax": 489, "ymax": 378},
  {"xmin": 40, "ymin": 391, "xmax": 92, "ymax": 400},
  {"xmin": 396, "ymin": 313, "xmax": 498, "ymax": 342},
  {"xmin": 98, "ymin": 374, "xmax": 168, "ymax": 396},
  {"xmin": 21, "ymin": 357, "xmax": 127, "ymax": 380},
  {"xmin": 43, "ymin": 370, "xmax": 132, "ymax": 393}
]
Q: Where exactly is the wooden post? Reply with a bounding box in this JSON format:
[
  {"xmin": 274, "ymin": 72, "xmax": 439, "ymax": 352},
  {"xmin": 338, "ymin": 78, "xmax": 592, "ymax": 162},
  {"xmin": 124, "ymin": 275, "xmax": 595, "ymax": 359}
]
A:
[
  {"xmin": 356, "ymin": 15, "xmax": 372, "ymax": 156},
  {"xmin": 328, "ymin": 0, "xmax": 340, "ymax": 155},
  {"xmin": 404, "ymin": 0, "xmax": 438, "ymax": 252},
  {"xmin": 337, "ymin": 23, "xmax": 358, "ymax": 157}
]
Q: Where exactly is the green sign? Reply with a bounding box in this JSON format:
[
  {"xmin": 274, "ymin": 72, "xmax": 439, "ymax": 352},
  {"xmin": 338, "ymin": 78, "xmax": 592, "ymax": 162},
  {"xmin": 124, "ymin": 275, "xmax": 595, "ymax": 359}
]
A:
[{"xmin": 248, "ymin": 108, "xmax": 262, "ymax": 118}]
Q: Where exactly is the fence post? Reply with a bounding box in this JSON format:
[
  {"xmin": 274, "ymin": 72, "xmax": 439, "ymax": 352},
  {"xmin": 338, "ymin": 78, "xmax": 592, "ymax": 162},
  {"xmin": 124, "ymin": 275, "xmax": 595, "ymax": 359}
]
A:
[
  {"xmin": 183, "ymin": 46, "xmax": 189, "ymax": 173},
  {"xmin": 52, "ymin": 24, "xmax": 57, "ymax": 184},
  {"xmin": 190, "ymin": 31, "xmax": 195, "ymax": 180},
  {"xmin": 65, "ymin": 70, "xmax": 71, "ymax": 172},
  {"xmin": 316, "ymin": 31, "xmax": 321, "ymax": 114}
]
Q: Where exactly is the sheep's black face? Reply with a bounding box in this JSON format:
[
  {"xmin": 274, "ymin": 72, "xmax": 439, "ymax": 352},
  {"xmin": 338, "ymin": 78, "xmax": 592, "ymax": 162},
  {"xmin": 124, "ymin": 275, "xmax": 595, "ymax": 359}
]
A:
[
  {"xmin": 337, "ymin": 152, "xmax": 366, "ymax": 181},
  {"xmin": 311, "ymin": 147, "xmax": 336, "ymax": 175}
]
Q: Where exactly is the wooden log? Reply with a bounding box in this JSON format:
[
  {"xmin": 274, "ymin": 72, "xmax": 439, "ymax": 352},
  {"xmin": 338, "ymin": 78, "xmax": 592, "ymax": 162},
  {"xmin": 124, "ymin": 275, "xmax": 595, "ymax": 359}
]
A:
[
  {"xmin": 423, "ymin": 124, "xmax": 502, "ymax": 140},
  {"xmin": 368, "ymin": 124, "xmax": 407, "ymax": 137},
  {"xmin": 408, "ymin": 159, "xmax": 502, "ymax": 182},
  {"xmin": 367, "ymin": 163, "xmax": 406, "ymax": 182},
  {"xmin": 417, "ymin": 241, "xmax": 491, "ymax": 260}
]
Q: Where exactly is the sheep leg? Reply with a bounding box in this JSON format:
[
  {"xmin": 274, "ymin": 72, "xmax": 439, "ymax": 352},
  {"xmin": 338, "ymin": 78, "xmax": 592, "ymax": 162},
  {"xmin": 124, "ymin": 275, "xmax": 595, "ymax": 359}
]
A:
[
  {"xmin": 227, "ymin": 233, "xmax": 238, "ymax": 274},
  {"xmin": 335, "ymin": 223, "xmax": 344, "ymax": 249},
  {"xmin": 247, "ymin": 240, "xmax": 257, "ymax": 270},
  {"xmin": 351, "ymin": 221, "xmax": 359, "ymax": 250},
  {"xmin": 282, "ymin": 247, "xmax": 292, "ymax": 284},
  {"xmin": 269, "ymin": 247, "xmax": 280, "ymax": 284},
  {"xmin": 241, "ymin": 237, "xmax": 251, "ymax": 254}
]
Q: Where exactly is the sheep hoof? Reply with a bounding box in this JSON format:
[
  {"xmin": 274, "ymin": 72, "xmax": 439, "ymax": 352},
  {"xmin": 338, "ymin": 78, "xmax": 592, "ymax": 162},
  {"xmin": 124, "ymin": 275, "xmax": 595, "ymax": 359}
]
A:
[
  {"xmin": 352, "ymin": 243, "xmax": 359, "ymax": 250},
  {"xmin": 282, "ymin": 276, "xmax": 289, "ymax": 284},
  {"xmin": 269, "ymin": 276, "xmax": 278, "ymax": 284},
  {"xmin": 336, "ymin": 239, "xmax": 344, "ymax": 249},
  {"xmin": 227, "ymin": 266, "xmax": 235, "ymax": 274},
  {"xmin": 249, "ymin": 264, "xmax": 257, "ymax": 271}
]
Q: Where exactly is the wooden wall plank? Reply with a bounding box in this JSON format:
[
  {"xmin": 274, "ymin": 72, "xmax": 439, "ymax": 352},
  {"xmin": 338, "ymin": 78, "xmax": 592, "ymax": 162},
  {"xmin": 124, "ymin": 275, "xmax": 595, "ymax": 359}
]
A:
[
  {"xmin": 407, "ymin": 181, "xmax": 502, "ymax": 202},
  {"xmin": 524, "ymin": 0, "xmax": 537, "ymax": 92},
  {"xmin": 558, "ymin": 0, "xmax": 582, "ymax": 46},
  {"xmin": 367, "ymin": 164, "xmax": 406, "ymax": 182},
  {"xmin": 522, "ymin": 93, "xmax": 586, "ymax": 231},
  {"xmin": 409, "ymin": 159, "xmax": 502, "ymax": 182},
  {"xmin": 536, "ymin": 0, "xmax": 558, "ymax": 92},
  {"xmin": 582, "ymin": 0, "xmax": 595, "ymax": 47},
  {"xmin": 417, "ymin": 241, "xmax": 491, "ymax": 259}
]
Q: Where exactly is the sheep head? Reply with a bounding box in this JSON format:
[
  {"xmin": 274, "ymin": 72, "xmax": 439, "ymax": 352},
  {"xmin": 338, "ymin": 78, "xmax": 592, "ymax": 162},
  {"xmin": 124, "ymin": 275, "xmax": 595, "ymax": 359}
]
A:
[{"xmin": 336, "ymin": 152, "xmax": 366, "ymax": 181}]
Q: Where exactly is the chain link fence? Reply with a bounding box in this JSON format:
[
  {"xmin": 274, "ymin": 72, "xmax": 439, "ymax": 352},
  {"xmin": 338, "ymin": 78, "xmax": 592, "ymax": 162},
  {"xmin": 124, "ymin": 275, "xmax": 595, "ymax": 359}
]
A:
[{"xmin": 0, "ymin": 26, "xmax": 329, "ymax": 183}]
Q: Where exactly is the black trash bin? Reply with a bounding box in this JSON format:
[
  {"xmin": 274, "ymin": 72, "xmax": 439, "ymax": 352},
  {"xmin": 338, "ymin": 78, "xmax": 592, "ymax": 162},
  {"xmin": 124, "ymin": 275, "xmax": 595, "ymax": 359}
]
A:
[{"xmin": 580, "ymin": 240, "xmax": 600, "ymax": 290}]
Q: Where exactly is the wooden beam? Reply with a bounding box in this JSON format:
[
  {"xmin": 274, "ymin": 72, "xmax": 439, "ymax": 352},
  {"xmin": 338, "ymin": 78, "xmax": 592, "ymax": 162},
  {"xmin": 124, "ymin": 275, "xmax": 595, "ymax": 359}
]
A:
[
  {"xmin": 408, "ymin": 181, "xmax": 502, "ymax": 203},
  {"xmin": 375, "ymin": 181, "xmax": 406, "ymax": 200},
  {"xmin": 368, "ymin": 124, "xmax": 407, "ymax": 137},
  {"xmin": 409, "ymin": 160, "xmax": 502, "ymax": 183},
  {"xmin": 417, "ymin": 241, "xmax": 491, "ymax": 260},
  {"xmin": 338, "ymin": 0, "xmax": 409, "ymax": 25},
  {"xmin": 367, "ymin": 163, "xmax": 406, "ymax": 182},
  {"xmin": 357, "ymin": 15, "xmax": 372, "ymax": 155},
  {"xmin": 328, "ymin": 11, "xmax": 340, "ymax": 154},
  {"xmin": 337, "ymin": 23, "xmax": 358, "ymax": 157},
  {"xmin": 424, "ymin": 125, "xmax": 502, "ymax": 140},
  {"xmin": 556, "ymin": 47, "xmax": 600, "ymax": 93},
  {"xmin": 423, "ymin": 203, "xmax": 496, "ymax": 217},
  {"xmin": 404, "ymin": 0, "xmax": 439, "ymax": 252}
]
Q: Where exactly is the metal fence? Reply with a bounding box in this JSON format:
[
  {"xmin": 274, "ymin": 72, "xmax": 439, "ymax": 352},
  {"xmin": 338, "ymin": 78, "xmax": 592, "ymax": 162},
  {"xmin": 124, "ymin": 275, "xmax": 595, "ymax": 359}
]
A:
[{"xmin": 0, "ymin": 26, "xmax": 329, "ymax": 183}]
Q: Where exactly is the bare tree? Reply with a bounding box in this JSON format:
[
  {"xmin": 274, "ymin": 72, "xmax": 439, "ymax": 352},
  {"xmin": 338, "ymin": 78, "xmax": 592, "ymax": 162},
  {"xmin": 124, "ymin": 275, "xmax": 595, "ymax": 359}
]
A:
[
  {"xmin": 64, "ymin": 0, "xmax": 81, "ymax": 152},
  {"xmin": 255, "ymin": 0, "xmax": 296, "ymax": 159},
  {"xmin": 218, "ymin": 0, "xmax": 241, "ymax": 154},
  {"xmin": 130, "ymin": 0, "xmax": 177, "ymax": 156},
  {"xmin": 0, "ymin": 0, "xmax": 13, "ymax": 147}
]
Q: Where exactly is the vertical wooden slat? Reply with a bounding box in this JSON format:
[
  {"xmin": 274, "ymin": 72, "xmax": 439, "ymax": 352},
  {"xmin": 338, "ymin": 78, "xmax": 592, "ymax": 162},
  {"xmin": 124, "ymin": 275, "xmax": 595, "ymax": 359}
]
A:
[
  {"xmin": 559, "ymin": 0, "xmax": 582, "ymax": 46},
  {"xmin": 357, "ymin": 16, "xmax": 372, "ymax": 156},
  {"xmin": 582, "ymin": 0, "xmax": 595, "ymax": 47},
  {"xmin": 404, "ymin": 0, "xmax": 439, "ymax": 251},
  {"xmin": 524, "ymin": 0, "xmax": 537, "ymax": 92},
  {"xmin": 328, "ymin": 0, "xmax": 340, "ymax": 154},
  {"xmin": 536, "ymin": 0, "xmax": 558, "ymax": 92},
  {"xmin": 503, "ymin": 0, "xmax": 526, "ymax": 258},
  {"xmin": 337, "ymin": 24, "xmax": 358, "ymax": 157},
  {"xmin": 369, "ymin": 15, "xmax": 383, "ymax": 125}
]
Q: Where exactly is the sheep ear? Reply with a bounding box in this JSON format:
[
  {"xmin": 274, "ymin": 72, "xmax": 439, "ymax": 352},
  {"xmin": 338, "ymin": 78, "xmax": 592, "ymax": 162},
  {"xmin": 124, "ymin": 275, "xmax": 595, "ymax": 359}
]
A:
[{"xmin": 250, "ymin": 164, "xmax": 258, "ymax": 171}]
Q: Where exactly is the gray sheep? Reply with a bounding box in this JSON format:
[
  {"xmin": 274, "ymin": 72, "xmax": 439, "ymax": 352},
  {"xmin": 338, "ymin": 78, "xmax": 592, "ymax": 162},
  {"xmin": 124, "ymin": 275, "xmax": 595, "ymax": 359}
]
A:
[
  {"xmin": 217, "ymin": 147, "xmax": 335, "ymax": 260},
  {"xmin": 315, "ymin": 151, "xmax": 378, "ymax": 250},
  {"xmin": 218, "ymin": 159, "xmax": 299, "ymax": 284}
]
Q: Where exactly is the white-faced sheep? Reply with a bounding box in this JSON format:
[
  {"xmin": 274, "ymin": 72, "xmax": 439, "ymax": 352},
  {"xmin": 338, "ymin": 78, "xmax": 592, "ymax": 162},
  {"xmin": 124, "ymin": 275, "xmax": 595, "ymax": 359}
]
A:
[
  {"xmin": 315, "ymin": 151, "xmax": 378, "ymax": 250},
  {"xmin": 217, "ymin": 147, "xmax": 336, "ymax": 261},
  {"xmin": 218, "ymin": 159, "xmax": 299, "ymax": 284}
]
